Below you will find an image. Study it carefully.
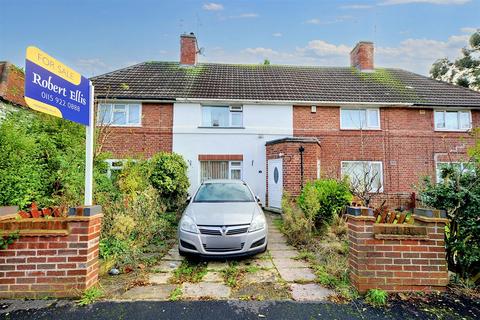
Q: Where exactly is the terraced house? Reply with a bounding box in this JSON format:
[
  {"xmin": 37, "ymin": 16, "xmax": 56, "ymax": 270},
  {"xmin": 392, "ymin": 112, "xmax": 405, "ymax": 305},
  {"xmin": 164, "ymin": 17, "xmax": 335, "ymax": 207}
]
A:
[{"xmin": 91, "ymin": 33, "xmax": 480, "ymax": 209}]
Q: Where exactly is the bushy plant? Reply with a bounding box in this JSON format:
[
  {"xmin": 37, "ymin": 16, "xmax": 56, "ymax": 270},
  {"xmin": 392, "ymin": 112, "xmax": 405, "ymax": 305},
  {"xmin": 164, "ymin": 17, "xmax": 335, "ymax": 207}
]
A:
[
  {"xmin": 149, "ymin": 152, "xmax": 189, "ymax": 211},
  {"xmin": 281, "ymin": 193, "xmax": 314, "ymax": 245},
  {"xmin": 298, "ymin": 179, "xmax": 352, "ymax": 227},
  {"xmin": 420, "ymin": 166, "xmax": 480, "ymax": 281},
  {"xmin": 365, "ymin": 289, "xmax": 388, "ymax": 306}
]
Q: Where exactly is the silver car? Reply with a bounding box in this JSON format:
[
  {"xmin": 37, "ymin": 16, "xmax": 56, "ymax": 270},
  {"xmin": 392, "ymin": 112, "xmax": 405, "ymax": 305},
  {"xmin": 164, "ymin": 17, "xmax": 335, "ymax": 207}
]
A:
[{"xmin": 178, "ymin": 180, "xmax": 268, "ymax": 258}]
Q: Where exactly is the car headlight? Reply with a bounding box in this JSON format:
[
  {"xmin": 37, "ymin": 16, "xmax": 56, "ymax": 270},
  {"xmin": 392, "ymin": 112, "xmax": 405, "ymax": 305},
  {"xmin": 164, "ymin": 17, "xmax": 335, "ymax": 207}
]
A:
[
  {"xmin": 248, "ymin": 214, "xmax": 266, "ymax": 232},
  {"xmin": 180, "ymin": 215, "xmax": 199, "ymax": 234}
]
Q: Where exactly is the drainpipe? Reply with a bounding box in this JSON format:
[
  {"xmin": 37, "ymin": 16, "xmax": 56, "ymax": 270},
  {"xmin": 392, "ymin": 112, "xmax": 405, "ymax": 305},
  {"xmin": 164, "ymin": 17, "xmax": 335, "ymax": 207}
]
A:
[{"xmin": 299, "ymin": 146, "xmax": 305, "ymax": 189}]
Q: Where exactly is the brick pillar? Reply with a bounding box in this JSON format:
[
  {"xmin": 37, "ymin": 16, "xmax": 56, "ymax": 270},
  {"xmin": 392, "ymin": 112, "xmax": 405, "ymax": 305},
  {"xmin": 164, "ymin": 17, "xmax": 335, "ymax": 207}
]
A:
[
  {"xmin": 0, "ymin": 205, "xmax": 102, "ymax": 298},
  {"xmin": 347, "ymin": 212, "xmax": 448, "ymax": 293}
]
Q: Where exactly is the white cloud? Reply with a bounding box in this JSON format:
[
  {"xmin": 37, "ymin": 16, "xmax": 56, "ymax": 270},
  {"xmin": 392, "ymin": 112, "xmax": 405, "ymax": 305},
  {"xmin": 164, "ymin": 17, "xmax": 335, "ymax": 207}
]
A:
[
  {"xmin": 202, "ymin": 3, "xmax": 224, "ymax": 11},
  {"xmin": 75, "ymin": 58, "xmax": 108, "ymax": 76},
  {"xmin": 201, "ymin": 33, "xmax": 471, "ymax": 75},
  {"xmin": 340, "ymin": 4, "xmax": 374, "ymax": 9},
  {"xmin": 460, "ymin": 27, "xmax": 478, "ymax": 33},
  {"xmin": 236, "ymin": 13, "xmax": 259, "ymax": 18},
  {"xmin": 380, "ymin": 0, "xmax": 470, "ymax": 5},
  {"xmin": 305, "ymin": 18, "xmax": 321, "ymax": 24},
  {"xmin": 272, "ymin": 33, "xmax": 283, "ymax": 37}
]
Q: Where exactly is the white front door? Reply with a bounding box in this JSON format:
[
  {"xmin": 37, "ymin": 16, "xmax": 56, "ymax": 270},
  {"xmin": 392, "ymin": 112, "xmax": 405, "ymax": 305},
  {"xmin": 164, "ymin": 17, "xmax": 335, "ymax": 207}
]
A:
[{"xmin": 268, "ymin": 158, "xmax": 283, "ymax": 209}]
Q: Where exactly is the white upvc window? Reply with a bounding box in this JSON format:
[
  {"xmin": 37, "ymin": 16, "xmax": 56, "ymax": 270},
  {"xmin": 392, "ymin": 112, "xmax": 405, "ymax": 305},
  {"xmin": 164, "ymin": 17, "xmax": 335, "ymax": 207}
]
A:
[
  {"xmin": 201, "ymin": 105, "xmax": 243, "ymax": 128},
  {"xmin": 341, "ymin": 161, "xmax": 384, "ymax": 192},
  {"xmin": 97, "ymin": 103, "xmax": 142, "ymax": 126},
  {"xmin": 200, "ymin": 160, "xmax": 243, "ymax": 182},
  {"xmin": 340, "ymin": 108, "xmax": 380, "ymax": 130},
  {"xmin": 435, "ymin": 161, "xmax": 475, "ymax": 183},
  {"xmin": 434, "ymin": 110, "xmax": 471, "ymax": 131}
]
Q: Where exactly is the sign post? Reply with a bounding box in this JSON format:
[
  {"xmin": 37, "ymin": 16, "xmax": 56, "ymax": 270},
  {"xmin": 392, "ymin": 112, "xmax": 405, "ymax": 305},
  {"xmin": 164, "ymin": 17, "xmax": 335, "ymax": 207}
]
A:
[{"xmin": 24, "ymin": 46, "xmax": 94, "ymax": 206}]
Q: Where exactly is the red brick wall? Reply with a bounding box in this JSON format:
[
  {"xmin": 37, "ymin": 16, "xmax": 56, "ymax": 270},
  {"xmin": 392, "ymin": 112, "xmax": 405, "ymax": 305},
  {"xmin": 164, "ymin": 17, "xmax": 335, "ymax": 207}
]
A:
[
  {"xmin": 98, "ymin": 103, "xmax": 173, "ymax": 158},
  {"xmin": 350, "ymin": 42, "xmax": 374, "ymax": 71},
  {"xmin": 293, "ymin": 106, "xmax": 479, "ymax": 208},
  {"xmin": 347, "ymin": 214, "xmax": 448, "ymax": 293},
  {"xmin": 0, "ymin": 210, "xmax": 102, "ymax": 298},
  {"xmin": 180, "ymin": 34, "xmax": 198, "ymax": 65},
  {"xmin": 0, "ymin": 63, "xmax": 26, "ymax": 107},
  {"xmin": 266, "ymin": 140, "xmax": 321, "ymax": 207}
]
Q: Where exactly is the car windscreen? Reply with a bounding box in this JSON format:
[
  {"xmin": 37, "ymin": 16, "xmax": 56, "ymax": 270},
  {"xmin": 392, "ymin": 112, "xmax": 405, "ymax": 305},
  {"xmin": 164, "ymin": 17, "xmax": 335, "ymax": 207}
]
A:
[{"xmin": 193, "ymin": 183, "xmax": 255, "ymax": 202}]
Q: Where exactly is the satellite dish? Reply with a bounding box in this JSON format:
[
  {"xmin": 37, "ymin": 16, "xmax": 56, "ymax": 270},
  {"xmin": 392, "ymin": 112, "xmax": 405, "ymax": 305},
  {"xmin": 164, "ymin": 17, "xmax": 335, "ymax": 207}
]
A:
[{"xmin": 197, "ymin": 47, "xmax": 205, "ymax": 56}]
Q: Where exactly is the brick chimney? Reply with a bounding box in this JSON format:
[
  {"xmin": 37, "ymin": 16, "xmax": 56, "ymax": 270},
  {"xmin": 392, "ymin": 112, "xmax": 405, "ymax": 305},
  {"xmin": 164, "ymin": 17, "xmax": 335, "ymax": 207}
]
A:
[
  {"xmin": 180, "ymin": 33, "xmax": 198, "ymax": 66},
  {"xmin": 350, "ymin": 41, "xmax": 374, "ymax": 72}
]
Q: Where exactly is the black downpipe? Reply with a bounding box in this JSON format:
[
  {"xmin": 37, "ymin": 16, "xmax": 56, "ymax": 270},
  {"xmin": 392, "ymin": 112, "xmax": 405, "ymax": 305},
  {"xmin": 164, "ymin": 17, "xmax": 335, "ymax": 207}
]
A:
[{"xmin": 299, "ymin": 146, "xmax": 305, "ymax": 189}]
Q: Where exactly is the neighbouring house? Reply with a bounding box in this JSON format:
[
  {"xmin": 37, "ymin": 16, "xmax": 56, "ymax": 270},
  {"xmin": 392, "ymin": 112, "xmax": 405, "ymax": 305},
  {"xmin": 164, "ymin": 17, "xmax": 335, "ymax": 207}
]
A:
[
  {"xmin": 0, "ymin": 61, "xmax": 26, "ymax": 119},
  {"xmin": 91, "ymin": 33, "xmax": 480, "ymax": 209}
]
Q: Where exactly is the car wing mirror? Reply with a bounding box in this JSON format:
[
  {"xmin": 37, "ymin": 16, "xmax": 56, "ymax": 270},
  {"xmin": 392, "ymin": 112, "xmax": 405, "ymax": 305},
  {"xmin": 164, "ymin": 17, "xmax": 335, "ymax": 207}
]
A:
[
  {"xmin": 186, "ymin": 195, "xmax": 192, "ymax": 203},
  {"xmin": 255, "ymin": 196, "xmax": 261, "ymax": 204}
]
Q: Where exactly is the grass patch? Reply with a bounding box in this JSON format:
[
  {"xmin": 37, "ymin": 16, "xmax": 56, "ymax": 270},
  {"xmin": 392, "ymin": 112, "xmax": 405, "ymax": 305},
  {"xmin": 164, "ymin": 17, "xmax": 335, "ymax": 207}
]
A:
[
  {"xmin": 294, "ymin": 250, "xmax": 316, "ymax": 262},
  {"xmin": 222, "ymin": 262, "xmax": 243, "ymax": 288},
  {"xmin": 78, "ymin": 286, "xmax": 103, "ymax": 306},
  {"xmin": 245, "ymin": 265, "xmax": 260, "ymax": 273},
  {"xmin": 168, "ymin": 287, "xmax": 182, "ymax": 301},
  {"xmin": 272, "ymin": 218, "xmax": 284, "ymax": 231},
  {"xmin": 170, "ymin": 260, "xmax": 207, "ymax": 284},
  {"xmin": 365, "ymin": 289, "xmax": 388, "ymax": 307}
]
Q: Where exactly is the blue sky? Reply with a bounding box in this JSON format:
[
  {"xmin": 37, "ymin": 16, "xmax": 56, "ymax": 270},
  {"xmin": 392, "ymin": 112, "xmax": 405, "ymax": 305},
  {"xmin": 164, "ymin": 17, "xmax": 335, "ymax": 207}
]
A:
[{"xmin": 0, "ymin": 0, "xmax": 478, "ymax": 76}]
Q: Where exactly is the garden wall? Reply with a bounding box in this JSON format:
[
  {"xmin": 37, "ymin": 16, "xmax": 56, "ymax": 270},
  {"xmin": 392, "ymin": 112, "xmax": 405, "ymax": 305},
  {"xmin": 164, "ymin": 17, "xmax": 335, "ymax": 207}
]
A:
[
  {"xmin": 0, "ymin": 206, "xmax": 102, "ymax": 298},
  {"xmin": 347, "ymin": 211, "xmax": 449, "ymax": 293}
]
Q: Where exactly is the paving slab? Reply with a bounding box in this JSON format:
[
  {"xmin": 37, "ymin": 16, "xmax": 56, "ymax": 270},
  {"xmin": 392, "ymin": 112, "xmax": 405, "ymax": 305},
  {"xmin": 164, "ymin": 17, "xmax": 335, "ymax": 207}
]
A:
[
  {"xmin": 203, "ymin": 271, "xmax": 224, "ymax": 283},
  {"xmin": 242, "ymin": 269, "xmax": 278, "ymax": 284},
  {"xmin": 149, "ymin": 272, "xmax": 173, "ymax": 285},
  {"xmin": 206, "ymin": 261, "xmax": 229, "ymax": 271},
  {"xmin": 272, "ymin": 257, "xmax": 309, "ymax": 269},
  {"xmin": 276, "ymin": 267, "xmax": 317, "ymax": 283},
  {"xmin": 163, "ymin": 248, "xmax": 183, "ymax": 261},
  {"xmin": 181, "ymin": 282, "xmax": 231, "ymax": 299},
  {"xmin": 268, "ymin": 242, "xmax": 296, "ymax": 251},
  {"xmin": 153, "ymin": 260, "xmax": 182, "ymax": 272},
  {"xmin": 269, "ymin": 250, "xmax": 298, "ymax": 260},
  {"xmin": 290, "ymin": 283, "xmax": 334, "ymax": 301},
  {"xmin": 238, "ymin": 258, "xmax": 275, "ymax": 269},
  {"xmin": 120, "ymin": 284, "xmax": 176, "ymax": 300}
]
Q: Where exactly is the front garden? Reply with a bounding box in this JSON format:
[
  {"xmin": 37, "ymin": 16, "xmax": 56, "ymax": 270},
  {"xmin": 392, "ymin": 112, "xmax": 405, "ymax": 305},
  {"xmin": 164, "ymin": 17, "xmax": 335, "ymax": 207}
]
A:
[{"xmin": 0, "ymin": 109, "xmax": 189, "ymax": 298}]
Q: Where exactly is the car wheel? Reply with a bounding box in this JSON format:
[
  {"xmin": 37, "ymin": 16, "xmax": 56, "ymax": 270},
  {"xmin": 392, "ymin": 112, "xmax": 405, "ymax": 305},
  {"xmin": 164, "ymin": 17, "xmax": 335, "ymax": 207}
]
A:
[{"xmin": 179, "ymin": 249, "xmax": 187, "ymax": 257}]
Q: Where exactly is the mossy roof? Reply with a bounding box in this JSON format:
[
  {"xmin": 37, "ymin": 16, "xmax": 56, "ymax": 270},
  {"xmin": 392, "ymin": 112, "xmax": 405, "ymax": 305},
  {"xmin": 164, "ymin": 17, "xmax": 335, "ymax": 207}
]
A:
[{"xmin": 91, "ymin": 62, "xmax": 480, "ymax": 107}]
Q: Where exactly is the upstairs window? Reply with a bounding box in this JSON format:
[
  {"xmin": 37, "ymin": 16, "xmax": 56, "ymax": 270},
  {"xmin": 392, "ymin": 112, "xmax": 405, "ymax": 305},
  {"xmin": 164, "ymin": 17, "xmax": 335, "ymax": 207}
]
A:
[
  {"xmin": 434, "ymin": 110, "xmax": 471, "ymax": 131},
  {"xmin": 340, "ymin": 108, "xmax": 380, "ymax": 130},
  {"xmin": 97, "ymin": 103, "xmax": 141, "ymax": 126},
  {"xmin": 202, "ymin": 105, "xmax": 243, "ymax": 127}
]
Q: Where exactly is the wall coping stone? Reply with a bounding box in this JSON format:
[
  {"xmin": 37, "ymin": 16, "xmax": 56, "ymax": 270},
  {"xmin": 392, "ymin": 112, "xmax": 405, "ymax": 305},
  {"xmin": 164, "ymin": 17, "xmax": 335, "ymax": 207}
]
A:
[{"xmin": 68, "ymin": 205, "xmax": 102, "ymax": 217}]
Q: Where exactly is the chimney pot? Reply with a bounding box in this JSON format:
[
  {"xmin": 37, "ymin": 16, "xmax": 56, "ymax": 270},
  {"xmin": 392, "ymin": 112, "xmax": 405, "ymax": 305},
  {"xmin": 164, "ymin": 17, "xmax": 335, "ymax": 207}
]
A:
[
  {"xmin": 350, "ymin": 41, "xmax": 374, "ymax": 72},
  {"xmin": 180, "ymin": 33, "xmax": 198, "ymax": 66}
]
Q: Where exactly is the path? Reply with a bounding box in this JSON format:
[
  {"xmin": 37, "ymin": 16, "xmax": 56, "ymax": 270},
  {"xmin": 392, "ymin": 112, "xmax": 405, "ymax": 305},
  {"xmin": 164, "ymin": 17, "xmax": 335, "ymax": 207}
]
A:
[{"xmin": 112, "ymin": 212, "xmax": 333, "ymax": 301}]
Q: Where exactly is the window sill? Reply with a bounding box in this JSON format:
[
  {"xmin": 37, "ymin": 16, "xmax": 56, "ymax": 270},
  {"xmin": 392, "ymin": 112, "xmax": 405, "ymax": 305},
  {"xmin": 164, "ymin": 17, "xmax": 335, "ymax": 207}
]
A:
[
  {"xmin": 340, "ymin": 128, "xmax": 381, "ymax": 131},
  {"xmin": 197, "ymin": 126, "xmax": 245, "ymax": 129},
  {"xmin": 96, "ymin": 124, "xmax": 142, "ymax": 128},
  {"xmin": 434, "ymin": 128, "xmax": 471, "ymax": 132}
]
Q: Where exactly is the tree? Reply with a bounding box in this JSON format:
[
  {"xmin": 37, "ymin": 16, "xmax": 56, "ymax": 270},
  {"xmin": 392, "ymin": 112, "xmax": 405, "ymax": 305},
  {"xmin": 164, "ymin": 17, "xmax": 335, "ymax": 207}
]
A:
[{"xmin": 430, "ymin": 30, "xmax": 480, "ymax": 91}]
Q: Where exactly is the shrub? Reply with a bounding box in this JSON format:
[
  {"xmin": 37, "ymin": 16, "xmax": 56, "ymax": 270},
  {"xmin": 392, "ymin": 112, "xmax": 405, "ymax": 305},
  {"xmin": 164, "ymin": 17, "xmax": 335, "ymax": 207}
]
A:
[
  {"xmin": 365, "ymin": 289, "xmax": 388, "ymax": 306},
  {"xmin": 281, "ymin": 193, "xmax": 314, "ymax": 245},
  {"xmin": 298, "ymin": 179, "xmax": 352, "ymax": 227},
  {"xmin": 149, "ymin": 152, "xmax": 189, "ymax": 211},
  {"xmin": 420, "ymin": 167, "xmax": 480, "ymax": 281},
  {"xmin": 0, "ymin": 114, "xmax": 48, "ymax": 207}
]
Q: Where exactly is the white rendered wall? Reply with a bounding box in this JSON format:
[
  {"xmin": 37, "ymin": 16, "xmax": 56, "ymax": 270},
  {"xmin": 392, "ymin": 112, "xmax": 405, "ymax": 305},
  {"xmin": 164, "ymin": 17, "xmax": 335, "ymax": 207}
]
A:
[{"xmin": 172, "ymin": 103, "xmax": 293, "ymax": 204}]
